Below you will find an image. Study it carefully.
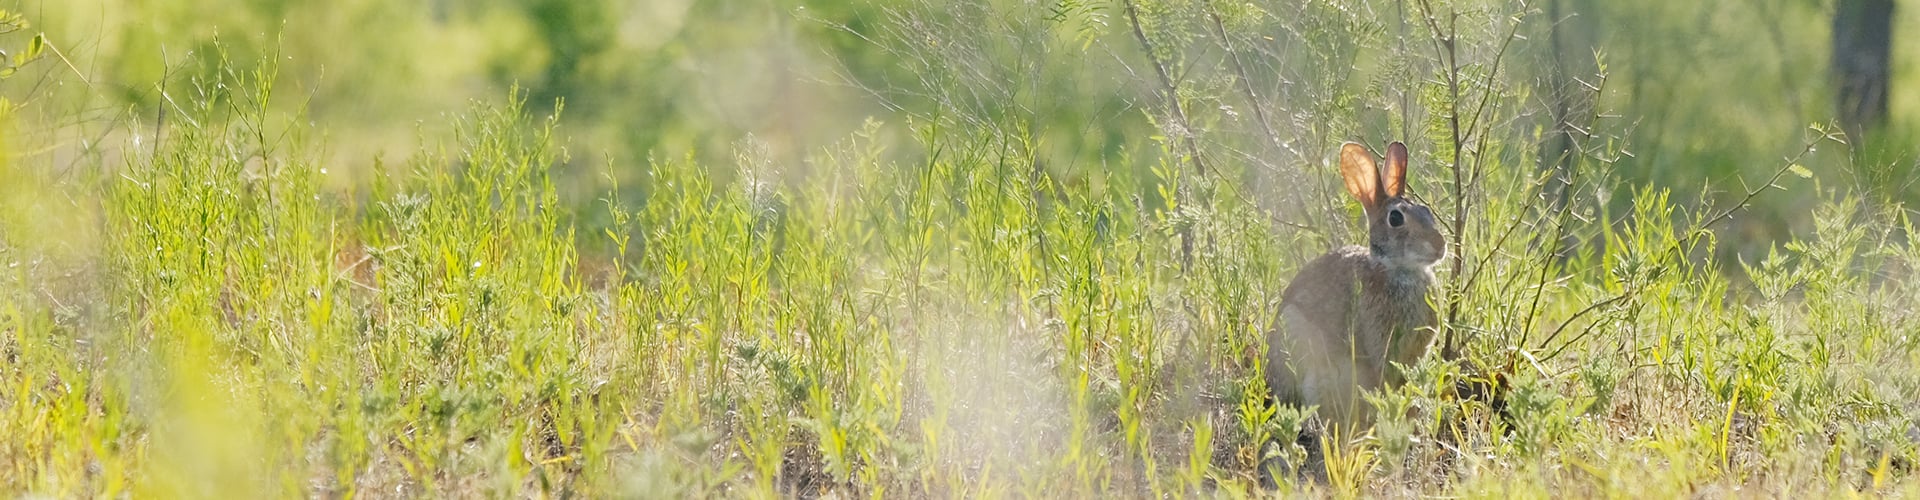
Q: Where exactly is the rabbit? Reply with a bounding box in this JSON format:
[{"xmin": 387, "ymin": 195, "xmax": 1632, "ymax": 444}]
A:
[{"xmin": 1266, "ymin": 141, "xmax": 1447, "ymax": 431}]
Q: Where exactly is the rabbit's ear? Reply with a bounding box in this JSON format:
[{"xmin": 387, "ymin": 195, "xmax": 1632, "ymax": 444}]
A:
[
  {"xmin": 1383, "ymin": 142, "xmax": 1409, "ymax": 198},
  {"xmin": 1340, "ymin": 142, "xmax": 1383, "ymax": 211}
]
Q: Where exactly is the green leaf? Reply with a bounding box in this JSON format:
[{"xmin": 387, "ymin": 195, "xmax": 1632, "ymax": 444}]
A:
[
  {"xmin": 9, "ymin": 33, "xmax": 43, "ymax": 70},
  {"xmin": 24, "ymin": 33, "xmax": 44, "ymax": 60},
  {"xmin": 1786, "ymin": 164, "xmax": 1812, "ymax": 179}
]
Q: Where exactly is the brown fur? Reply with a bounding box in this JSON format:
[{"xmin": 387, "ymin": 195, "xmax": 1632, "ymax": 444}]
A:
[{"xmin": 1267, "ymin": 142, "xmax": 1445, "ymax": 427}]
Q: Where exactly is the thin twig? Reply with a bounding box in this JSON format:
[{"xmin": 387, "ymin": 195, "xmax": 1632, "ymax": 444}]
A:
[
  {"xmin": 1696, "ymin": 138, "xmax": 1825, "ymax": 231},
  {"xmin": 1533, "ymin": 288, "xmax": 1627, "ymax": 358},
  {"xmin": 1120, "ymin": 0, "xmax": 1209, "ymax": 177},
  {"xmin": 1534, "ymin": 131, "xmax": 1830, "ymax": 362},
  {"xmin": 1411, "ymin": 0, "xmax": 1470, "ymax": 359},
  {"xmin": 1199, "ymin": 0, "xmax": 1284, "ymax": 154}
]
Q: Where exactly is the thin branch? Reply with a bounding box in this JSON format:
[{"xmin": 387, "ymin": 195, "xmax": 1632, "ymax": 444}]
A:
[
  {"xmin": 1199, "ymin": 0, "xmax": 1284, "ymax": 153},
  {"xmin": 1533, "ymin": 130, "xmax": 1831, "ymax": 363},
  {"xmin": 1538, "ymin": 301, "xmax": 1627, "ymax": 364},
  {"xmin": 1513, "ymin": 179, "xmax": 1577, "ymax": 350},
  {"xmin": 1411, "ymin": 0, "xmax": 1470, "ymax": 359},
  {"xmin": 1695, "ymin": 137, "xmax": 1825, "ymax": 231},
  {"xmin": 1463, "ymin": 5, "xmax": 1531, "ymax": 196},
  {"xmin": 1120, "ymin": 0, "xmax": 1210, "ymax": 177}
]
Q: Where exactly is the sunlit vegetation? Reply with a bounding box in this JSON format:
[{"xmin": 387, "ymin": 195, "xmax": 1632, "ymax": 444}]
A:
[{"xmin": 3, "ymin": 0, "xmax": 1920, "ymax": 496}]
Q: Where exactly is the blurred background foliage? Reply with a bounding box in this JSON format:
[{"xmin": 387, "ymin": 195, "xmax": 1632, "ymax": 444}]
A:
[
  {"xmin": 7, "ymin": 0, "xmax": 1918, "ymax": 259},
  {"xmin": 3, "ymin": 0, "xmax": 1920, "ymax": 496}
]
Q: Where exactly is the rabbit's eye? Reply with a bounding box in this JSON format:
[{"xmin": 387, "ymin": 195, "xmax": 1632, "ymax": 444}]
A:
[{"xmin": 1388, "ymin": 209, "xmax": 1405, "ymax": 227}]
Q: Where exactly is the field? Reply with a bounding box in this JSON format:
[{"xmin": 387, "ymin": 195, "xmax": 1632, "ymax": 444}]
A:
[{"xmin": 3, "ymin": 0, "xmax": 1920, "ymax": 497}]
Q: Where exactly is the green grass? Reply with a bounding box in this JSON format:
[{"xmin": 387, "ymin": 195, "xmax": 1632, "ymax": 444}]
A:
[
  {"xmin": 4, "ymin": 0, "xmax": 1920, "ymax": 497},
  {"xmin": 3, "ymin": 74, "xmax": 1918, "ymax": 498}
]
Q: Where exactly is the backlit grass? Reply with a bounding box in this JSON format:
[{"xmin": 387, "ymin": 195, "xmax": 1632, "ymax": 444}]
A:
[{"xmin": 4, "ymin": 0, "xmax": 1920, "ymax": 497}]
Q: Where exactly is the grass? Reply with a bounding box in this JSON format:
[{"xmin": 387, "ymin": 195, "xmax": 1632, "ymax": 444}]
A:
[{"xmin": 4, "ymin": 0, "xmax": 1920, "ymax": 497}]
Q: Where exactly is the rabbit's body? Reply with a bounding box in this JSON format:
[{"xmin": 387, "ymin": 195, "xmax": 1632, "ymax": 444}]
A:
[
  {"xmin": 1268, "ymin": 245, "xmax": 1438, "ymax": 425},
  {"xmin": 1267, "ymin": 141, "xmax": 1445, "ymax": 428}
]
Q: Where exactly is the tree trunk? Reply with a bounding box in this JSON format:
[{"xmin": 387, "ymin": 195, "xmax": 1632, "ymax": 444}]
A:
[{"xmin": 1832, "ymin": 0, "xmax": 1894, "ymax": 141}]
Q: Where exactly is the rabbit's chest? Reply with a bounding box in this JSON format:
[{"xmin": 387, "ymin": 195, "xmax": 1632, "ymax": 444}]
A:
[
  {"xmin": 1356, "ymin": 275, "xmax": 1438, "ymax": 354},
  {"xmin": 1361, "ymin": 274, "xmax": 1435, "ymax": 322}
]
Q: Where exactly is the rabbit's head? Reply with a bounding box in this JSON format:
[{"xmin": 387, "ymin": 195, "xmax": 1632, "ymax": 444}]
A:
[{"xmin": 1340, "ymin": 141, "xmax": 1446, "ymax": 272}]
